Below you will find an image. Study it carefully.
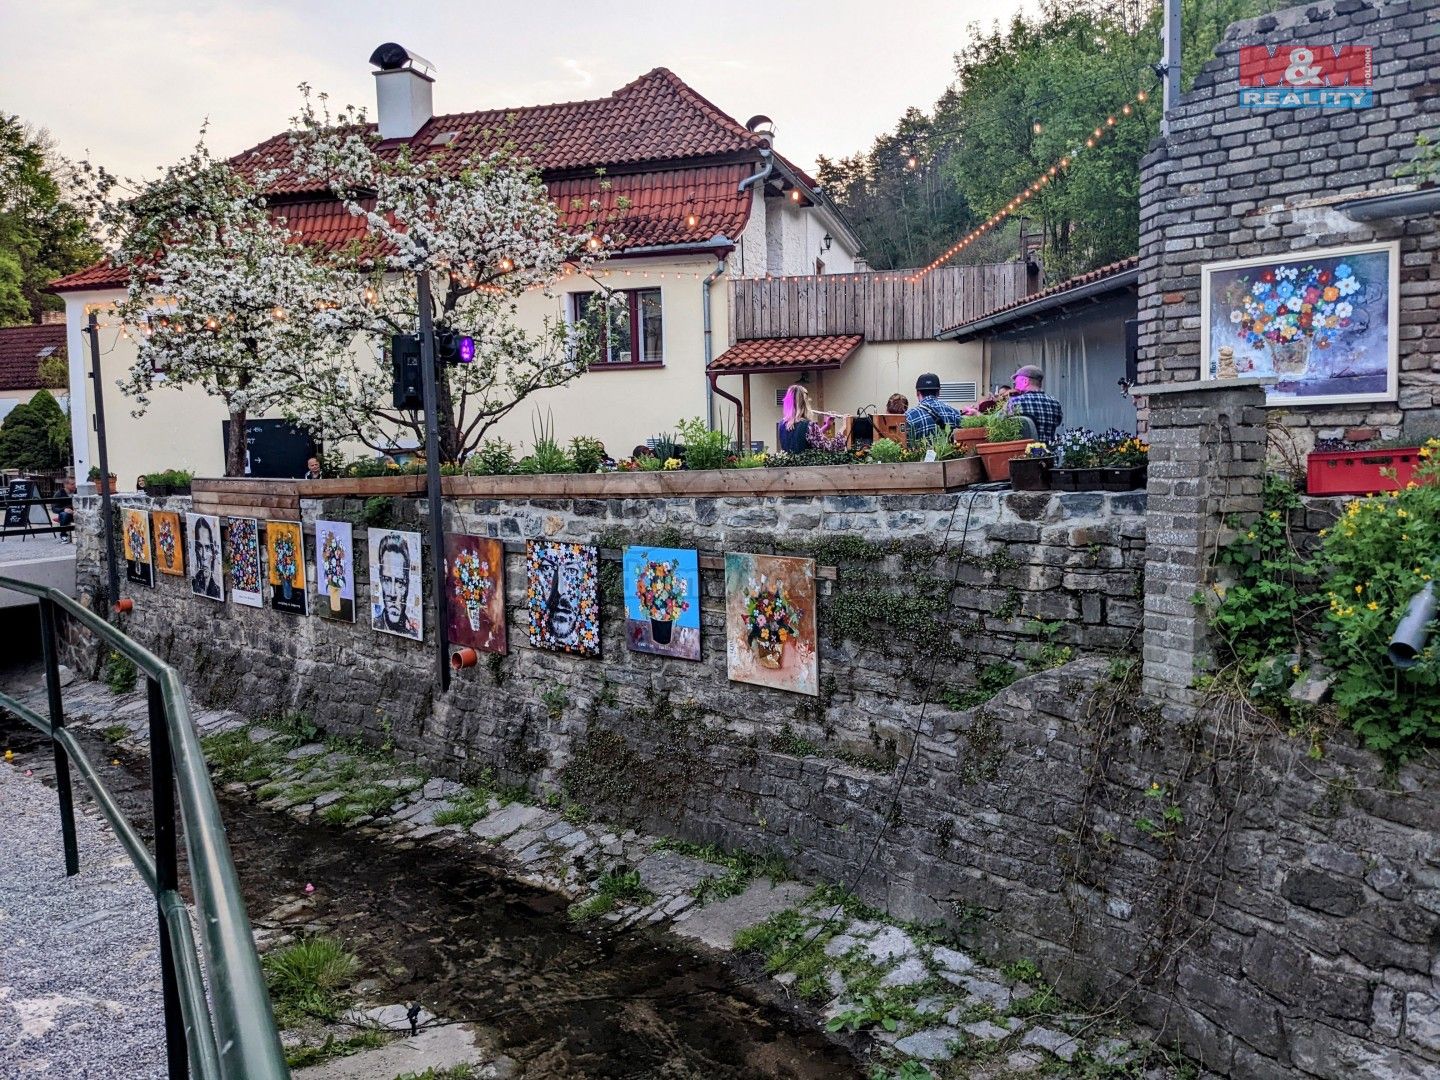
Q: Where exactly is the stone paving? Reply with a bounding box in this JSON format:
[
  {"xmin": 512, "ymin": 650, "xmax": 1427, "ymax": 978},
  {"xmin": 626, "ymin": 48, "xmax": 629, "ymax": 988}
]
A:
[{"xmin": 20, "ymin": 676, "xmax": 1215, "ymax": 1079}]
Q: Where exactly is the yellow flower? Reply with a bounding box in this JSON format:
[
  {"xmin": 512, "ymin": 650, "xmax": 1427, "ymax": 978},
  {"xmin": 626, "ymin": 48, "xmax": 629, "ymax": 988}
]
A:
[
  {"xmin": 1268, "ymin": 510, "xmax": 1281, "ymax": 520},
  {"xmin": 1397, "ymin": 509, "xmax": 1408, "ymax": 518},
  {"xmin": 1355, "ymin": 584, "xmax": 1363, "ymax": 594},
  {"xmin": 1246, "ymin": 531, "xmax": 1256, "ymax": 541},
  {"xmin": 1367, "ymin": 601, "xmax": 1379, "ymax": 611},
  {"xmin": 1318, "ymin": 529, "xmax": 1327, "ymax": 537}
]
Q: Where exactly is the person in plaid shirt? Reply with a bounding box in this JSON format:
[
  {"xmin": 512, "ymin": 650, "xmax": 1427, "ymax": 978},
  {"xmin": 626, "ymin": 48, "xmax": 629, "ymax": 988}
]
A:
[
  {"xmin": 1007, "ymin": 365, "xmax": 1064, "ymax": 443},
  {"xmin": 903, "ymin": 373, "xmax": 964, "ymax": 443}
]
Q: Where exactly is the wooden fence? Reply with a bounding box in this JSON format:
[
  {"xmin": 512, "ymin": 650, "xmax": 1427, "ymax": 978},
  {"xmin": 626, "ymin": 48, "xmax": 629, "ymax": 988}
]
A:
[{"xmin": 727, "ymin": 264, "xmax": 1031, "ymax": 343}]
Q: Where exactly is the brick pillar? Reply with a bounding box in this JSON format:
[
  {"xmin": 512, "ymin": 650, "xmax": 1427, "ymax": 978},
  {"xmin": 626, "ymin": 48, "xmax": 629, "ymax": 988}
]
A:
[{"xmin": 1132, "ymin": 378, "xmax": 1271, "ymax": 704}]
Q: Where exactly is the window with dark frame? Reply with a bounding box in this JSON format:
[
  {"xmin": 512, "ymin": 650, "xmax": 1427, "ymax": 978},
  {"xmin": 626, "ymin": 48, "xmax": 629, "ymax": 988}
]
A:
[{"xmin": 569, "ymin": 288, "xmax": 664, "ymax": 367}]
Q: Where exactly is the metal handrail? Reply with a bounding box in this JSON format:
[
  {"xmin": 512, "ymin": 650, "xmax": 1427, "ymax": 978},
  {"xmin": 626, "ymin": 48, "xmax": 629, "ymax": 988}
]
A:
[{"xmin": 0, "ymin": 574, "xmax": 289, "ymax": 1079}]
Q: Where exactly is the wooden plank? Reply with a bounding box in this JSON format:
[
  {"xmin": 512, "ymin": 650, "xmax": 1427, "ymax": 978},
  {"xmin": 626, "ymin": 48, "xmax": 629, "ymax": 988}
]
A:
[
  {"xmin": 192, "ymin": 478, "xmax": 300, "ymax": 497},
  {"xmin": 192, "ymin": 491, "xmax": 299, "ymax": 511},
  {"xmin": 297, "ymin": 476, "xmax": 425, "ymax": 496}
]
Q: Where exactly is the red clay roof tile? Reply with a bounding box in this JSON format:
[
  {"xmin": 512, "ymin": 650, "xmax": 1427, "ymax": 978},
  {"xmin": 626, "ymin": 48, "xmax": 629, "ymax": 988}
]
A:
[
  {"xmin": 708, "ymin": 334, "xmax": 863, "ymax": 374},
  {"xmin": 0, "ymin": 323, "xmax": 66, "ymax": 392}
]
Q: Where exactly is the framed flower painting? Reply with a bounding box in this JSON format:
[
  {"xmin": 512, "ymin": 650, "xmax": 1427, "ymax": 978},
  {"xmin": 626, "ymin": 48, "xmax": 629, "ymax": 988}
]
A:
[
  {"xmin": 723, "ymin": 552, "xmax": 818, "ymax": 696},
  {"xmin": 444, "ymin": 534, "xmax": 506, "ymax": 654},
  {"xmin": 265, "ymin": 520, "xmax": 308, "ymax": 616},
  {"xmin": 151, "ymin": 510, "xmax": 185, "ymax": 577},
  {"xmin": 315, "ymin": 519, "xmax": 355, "ymax": 622},
  {"xmin": 623, "ymin": 546, "xmax": 700, "ymax": 660},
  {"xmin": 1200, "ymin": 241, "xmax": 1399, "ymax": 406},
  {"xmin": 121, "ymin": 507, "xmax": 154, "ymax": 589}
]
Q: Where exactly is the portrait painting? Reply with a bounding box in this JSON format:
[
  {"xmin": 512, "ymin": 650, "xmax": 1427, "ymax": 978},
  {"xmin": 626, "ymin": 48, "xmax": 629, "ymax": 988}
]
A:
[
  {"xmin": 186, "ymin": 513, "xmax": 224, "ymax": 602},
  {"xmin": 724, "ymin": 552, "xmax": 818, "ymax": 696},
  {"xmin": 445, "ymin": 533, "xmax": 506, "ymax": 654},
  {"xmin": 315, "ymin": 519, "xmax": 356, "ymax": 623},
  {"xmin": 525, "ymin": 541, "xmax": 599, "ymax": 656},
  {"xmin": 151, "ymin": 510, "xmax": 185, "ymax": 577},
  {"xmin": 1200, "ymin": 242, "xmax": 1399, "ymax": 406},
  {"xmin": 369, "ymin": 529, "xmax": 423, "ymax": 640},
  {"xmin": 121, "ymin": 508, "xmax": 154, "ymax": 589},
  {"xmin": 623, "ymin": 546, "xmax": 700, "ymax": 660},
  {"xmin": 265, "ymin": 519, "xmax": 308, "ymax": 616},
  {"xmin": 225, "ymin": 516, "xmax": 262, "ymax": 608}
]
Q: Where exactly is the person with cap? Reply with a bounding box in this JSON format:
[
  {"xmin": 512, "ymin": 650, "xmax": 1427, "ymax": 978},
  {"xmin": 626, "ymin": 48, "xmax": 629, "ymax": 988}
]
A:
[
  {"xmin": 1008, "ymin": 365, "xmax": 1063, "ymax": 443},
  {"xmin": 903, "ymin": 373, "xmax": 964, "ymax": 443}
]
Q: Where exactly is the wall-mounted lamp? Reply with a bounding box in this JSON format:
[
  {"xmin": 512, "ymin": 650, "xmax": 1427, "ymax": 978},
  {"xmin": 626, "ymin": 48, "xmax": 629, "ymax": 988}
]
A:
[{"xmin": 822, "ymin": 233, "xmax": 833, "ymax": 252}]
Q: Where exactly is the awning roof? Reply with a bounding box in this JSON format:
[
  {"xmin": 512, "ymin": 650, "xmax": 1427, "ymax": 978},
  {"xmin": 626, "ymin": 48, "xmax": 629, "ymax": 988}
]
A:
[
  {"xmin": 708, "ymin": 334, "xmax": 863, "ymax": 375},
  {"xmin": 936, "ymin": 256, "xmax": 1139, "ymax": 342}
]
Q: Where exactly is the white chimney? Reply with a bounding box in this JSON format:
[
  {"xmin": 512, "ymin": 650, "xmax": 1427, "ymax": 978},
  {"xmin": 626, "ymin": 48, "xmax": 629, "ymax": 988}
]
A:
[{"xmin": 369, "ymin": 43, "xmax": 435, "ymax": 140}]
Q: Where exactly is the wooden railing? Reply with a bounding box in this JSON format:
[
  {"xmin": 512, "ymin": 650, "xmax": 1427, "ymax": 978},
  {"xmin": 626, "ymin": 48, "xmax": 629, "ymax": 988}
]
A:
[{"xmin": 728, "ymin": 264, "xmax": 1032, "ymax": 343}]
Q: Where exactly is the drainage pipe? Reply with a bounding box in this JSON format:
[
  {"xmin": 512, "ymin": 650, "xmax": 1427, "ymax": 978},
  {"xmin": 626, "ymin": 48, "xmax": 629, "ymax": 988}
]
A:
[{"xmin": 701, "ymin": 256, "xmax": 727, "ymax": 429}]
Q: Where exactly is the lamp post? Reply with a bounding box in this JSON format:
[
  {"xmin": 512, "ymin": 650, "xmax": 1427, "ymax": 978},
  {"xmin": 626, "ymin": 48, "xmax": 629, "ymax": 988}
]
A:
[
  {"xmin": 83, "ymin": 311, "xmax": 120, "ymax": 611},
  {"xmin": 416, "ymin": 271, "xmax": 450, "ymax": 693}
]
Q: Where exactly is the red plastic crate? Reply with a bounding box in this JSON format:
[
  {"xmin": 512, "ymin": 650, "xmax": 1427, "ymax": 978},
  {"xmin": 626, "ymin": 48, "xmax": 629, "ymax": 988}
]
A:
[{"xmin": 1306, "ymin": 448, "xmax": 1421, "ymax": 496}]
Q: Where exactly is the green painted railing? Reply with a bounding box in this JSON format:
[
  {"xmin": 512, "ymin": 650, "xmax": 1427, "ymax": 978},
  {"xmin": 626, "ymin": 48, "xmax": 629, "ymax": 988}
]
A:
[{"xmin": 0, "ymin": 575, "xmax": 289, "ymax": 1079}]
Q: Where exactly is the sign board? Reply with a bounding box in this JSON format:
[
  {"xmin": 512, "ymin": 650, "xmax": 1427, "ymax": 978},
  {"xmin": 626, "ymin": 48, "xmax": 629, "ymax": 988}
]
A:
[{"xmin": 3, "ymin": 479, "xmax": 48, "ymax": 529}]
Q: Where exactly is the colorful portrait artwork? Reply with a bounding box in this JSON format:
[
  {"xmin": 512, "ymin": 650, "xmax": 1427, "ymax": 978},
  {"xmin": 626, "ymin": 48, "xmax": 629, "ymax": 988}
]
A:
[
  {"xmin": 187, "ymin": 513, "xmax": 225, "ymax": 602},
  {"xmin": 121, "ymin": 507, "xmax": 154, "ymax": 589},
  {"xmin": 225, "ymin": 516, "xmax": 262, "ymax": 608},
  {"xmin": 525, "ymin": 541, "xmax": 599, "ymax": 657},
  {"xmin": 1201, "ymin": 242, "xmax": 1399, "ymax": 406},
  {"xmin": 315, "ymin": 519, "xmax": 355, "ymax": 623},
  {"xmin": 265, "ymin": 520, "xmax": 308, "ymax": 616},
  {"xmin": 151, "ymin": 510, "xmax": 185, "ymax": 577},
  {"xmin": 724, "ymin": 553, "xmax": 818, "ymax": 697},
  {"xmin": 444, "ymin": 534, "xmax": 506, "ymax": 655},
  {"xmin": 369, "ymin": 529, "xmax": 423, "ymax": 641},
  {"xmin": 623, "ymin": 546, "xmax": 700, "ymax": 661}
]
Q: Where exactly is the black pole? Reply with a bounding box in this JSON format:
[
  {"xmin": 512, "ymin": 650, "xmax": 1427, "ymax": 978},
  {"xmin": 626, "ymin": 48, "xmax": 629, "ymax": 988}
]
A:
[
  {"xmin": 85, "ymin": 312, "xmax": 120, "ymax": 609},
  {"xmin": 416, "ymin": 271, "xmax": 450, "ymax": 693},
  {"xmin": 38, "ymin": 597, "xmax": 79, "ymax": 877},
  {"xmin": 147, "ymin": 676, "xmax": 188, "ymax": 1079}
]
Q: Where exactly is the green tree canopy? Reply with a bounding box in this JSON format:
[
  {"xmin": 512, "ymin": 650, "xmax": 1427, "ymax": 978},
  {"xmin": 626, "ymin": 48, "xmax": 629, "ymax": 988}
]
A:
[
  {"xmin": 824, "ymin": 0, "xmax": 1281, "ymax": 277},
  {"xmin": 0, "ymin": 115, "xmax": 100, "ymax": 325},
  {"xmin": 0, "ymin": 389, "xmax": 70, "ymax": 471}
]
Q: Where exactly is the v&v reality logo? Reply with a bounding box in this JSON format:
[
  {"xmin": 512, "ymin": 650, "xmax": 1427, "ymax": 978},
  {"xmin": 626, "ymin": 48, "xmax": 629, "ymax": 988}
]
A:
[{"xmin": 1238, "ymin": 45, "xmax": 1373, "ymax": 109}]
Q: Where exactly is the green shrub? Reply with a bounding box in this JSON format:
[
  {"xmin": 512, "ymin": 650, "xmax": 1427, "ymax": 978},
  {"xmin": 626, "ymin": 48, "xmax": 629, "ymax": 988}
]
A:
[
  {"xmin": 867, "ymin": 438, "xmax": 905, "ymax": 464},
  {"xmin": 0, "ymin": 389, "xmax": 69, "ymax": 471},
  {"xmin": 913, "ymin": 429, "xmax": 958, "ymax": 461},
  {"xmin": 465, "ymin": 439, "xmax": 515, "ymax": 476},
  {"xmin": 983, "ymin": 412, "xmax": 1024, "ymax": 442},
  {"xmin": 104, "ymin": 651, "xmax": 137, "ymax": 694},
  {"xmin": 569, "ymin": 435, "xmax": 608, "ymax": 474},
  {"xmin": 959, "ymin": 413, "xmax": 991, "ymax": 429},
  {"xmin": 569, "ymin": 867, "xmax": 652, "ymax": 921},
  {"xmin": 675, "ymin": 417, "xmax": 731, "ymax": 471},
  {"xmin": 262, "ymin": 936, "xmax": 359, "ymax": 1024},
  {"xmin": 516, "ymin": 439, "xmax": 575, "ymax": 474}
]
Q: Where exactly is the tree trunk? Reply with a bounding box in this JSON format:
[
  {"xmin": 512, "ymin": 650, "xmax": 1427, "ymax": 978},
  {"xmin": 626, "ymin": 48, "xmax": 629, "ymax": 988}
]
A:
[
  {"xmin": 435, "ymin": 370, "xmax": 462, "ymax": 465},
  {"xmin": 226, "ymin": 407, "xmax": 247, "ymax": 477}
]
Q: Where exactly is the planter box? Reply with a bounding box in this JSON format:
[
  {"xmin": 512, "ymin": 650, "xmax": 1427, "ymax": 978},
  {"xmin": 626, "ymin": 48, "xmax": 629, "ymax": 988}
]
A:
[
  {"xmin": 974, "ymin": 439, "xmax": 1031, "ymax": 483},
  {"xmin": 1101, "ymin": 465, "xmax": 1147, "ymax": 491},
  {"xmin": 1307, "ymin": 448, "xmax": 1421, "ymax": 496},
  {"xmin": 952, "ymin": 427, "xmax": 989, "ymax": 448},
  {"xmin": 1010, "ymin": 456, "xmax": 1052, "ymax": 491}
]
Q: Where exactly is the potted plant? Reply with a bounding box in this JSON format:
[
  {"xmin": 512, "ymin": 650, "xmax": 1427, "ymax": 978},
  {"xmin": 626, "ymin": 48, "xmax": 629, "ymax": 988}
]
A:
[
  {"xmin": 744, "ymin": 577, "xmax": 800, "ymax": 669},
  {"xmin": 1009, "ymin": 442, "xmax": 1053, "ymax": 491},
  {"xmin": 1101, "ymin": 436, "xmax": 1149, "ymax": 490},
  {"xmin": 953, "ymin": 414, "xmax": 991, "ymax": 449},
  {"xmin": 635, "ymin": 558, "xmax": 690, "ymax": 645},
  {"xmin": 87, "ymin": 465, "xmax": 117, "ymax": 494},
  {"xmin": 975, "ymin": 412, "xmax": 1029, "ymax": 482},
  {"xmin": 143, "ymin": 471, "xmax": 171, "ymax": 498},
  {"xmin": 168, "ymin": 469, "xmax": 194, "ymax": 496}
]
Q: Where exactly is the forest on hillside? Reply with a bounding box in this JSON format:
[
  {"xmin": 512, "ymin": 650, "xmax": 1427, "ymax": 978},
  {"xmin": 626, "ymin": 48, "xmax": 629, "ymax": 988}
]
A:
[{"xmin": 819, "ymin": 0, "xmax": 1288, "ymax": 279}]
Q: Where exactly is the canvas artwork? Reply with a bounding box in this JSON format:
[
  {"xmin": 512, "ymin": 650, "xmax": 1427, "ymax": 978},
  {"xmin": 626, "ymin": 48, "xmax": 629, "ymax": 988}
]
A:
[
  {"xmin": 1201, "ymin": 242, "xmax": 1399, "ymax": 406},
  {"xmin": 226, "ymin": 516, "xmax": 262, "ymax": 608},
  {"xmin": 121, "ymin": 508, "xmax": 154, "ymax": 589},
  {"xmin": 724, "ymin": 552, "xmax": 818, "ymax": 696},
  {"xmin": 266, "ymin": 520, "xmax": 308, "ymax": 616},
  {"xmin": 187, "ymin": 513, "xmax": 225, "ymax": 602},
  {"xmin": 444, "ymin": 534, "xmax": 506, "ymax": 654},
  {"xmin": 525, "ymin": 540, "xmax": 599, "ymax": 656},
  {"xmin": 151, "ymin": 510, "xmax": 185, "ymax": 577},
  {"xmin": 315, "ymin": 519, "xmax": 356, "ymax": 623},
  {"xmin": 623, "ymin": 545, "xmax": 700, "ymax": 660},
  {"xmin": 369, "ymin": 529, "xmax": 423, "ymax": 640}
]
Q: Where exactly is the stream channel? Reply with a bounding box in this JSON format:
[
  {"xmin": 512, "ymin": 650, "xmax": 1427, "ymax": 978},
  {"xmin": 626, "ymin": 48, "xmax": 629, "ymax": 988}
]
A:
[{"xmin": 0, "ymin": 663, "xmax": 863, "ymax": 1078}]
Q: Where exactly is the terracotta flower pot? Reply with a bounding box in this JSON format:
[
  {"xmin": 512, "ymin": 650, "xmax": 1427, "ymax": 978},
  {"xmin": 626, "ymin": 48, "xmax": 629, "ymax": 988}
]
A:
[
  {"xmin": 953, "ymin": 427, "xmax": 990, "ymax": 448},
  {"xmin": 450, "ymin": 647, "xmax": 478, "ymax": 670},
  {"xmin": 975, "ymin": 439, "xmax": 1032, "ymax": 482}
]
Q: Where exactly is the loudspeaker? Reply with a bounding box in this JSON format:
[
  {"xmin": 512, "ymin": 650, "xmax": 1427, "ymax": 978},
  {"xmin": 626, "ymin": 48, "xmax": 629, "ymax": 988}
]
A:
[{"xmin": 391, "ymin": 333, "xmax": 423, "ymax": 410}]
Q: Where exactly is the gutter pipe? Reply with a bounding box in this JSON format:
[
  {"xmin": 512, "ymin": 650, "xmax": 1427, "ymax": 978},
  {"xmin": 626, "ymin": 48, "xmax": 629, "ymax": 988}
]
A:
[{"xmin": 702, "ymin": 256, "xmax": 727, "ymax": 429}]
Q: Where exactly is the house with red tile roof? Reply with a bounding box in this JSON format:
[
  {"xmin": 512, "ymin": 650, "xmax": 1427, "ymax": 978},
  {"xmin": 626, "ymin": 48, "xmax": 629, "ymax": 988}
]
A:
[
  {"xmin": 51, "ymin": 51, "xmax": 863, "ymax": 481},
  {"xmin": 0, "ymin": 319, "xmax": 69, "ymax": 426}
]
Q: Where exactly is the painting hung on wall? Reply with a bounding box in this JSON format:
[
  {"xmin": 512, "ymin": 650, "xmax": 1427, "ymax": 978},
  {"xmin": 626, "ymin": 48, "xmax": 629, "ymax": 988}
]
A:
[
  {"xmin": 121, "ymin": 508, "xmax": 154, "ymax": 589},
  {"xmin": 315, "ymin": 519, "xmax": 355, "ymax": 622},
  {"xmin": 444, "ymin": 534, "xmax": 506, "ymax": 654},
  {"xmin": 369, "ymin": 529, "xmax": 423, "ymax": 640},
  {"xmin": 623, "ymin": 546, "xmax": 700, "ymax": 660},
  {"xmin": 266, "ymin": 520, "xmax": 308, "ymax": 616},
  {"xmin": 225, "ymin": 516, "xmax": 262, "ymax": 608},
  {"xmin": 724, "ymin": 552, "xmax": 818, "ymax": 696},
  {"xmin": 1200, "ymin": 241, "xmax": 1399, "ymax": 406},
  {"xmin": 525, "ymin": 540, "xmax": 599, "ymax": 656},
  {"xmin": 187, "ymin": 513, "xmax": 224, "ymax": 602},
  {"xmin": 151, "ymin": 510, "xmax": 185, "ymax": 577}
]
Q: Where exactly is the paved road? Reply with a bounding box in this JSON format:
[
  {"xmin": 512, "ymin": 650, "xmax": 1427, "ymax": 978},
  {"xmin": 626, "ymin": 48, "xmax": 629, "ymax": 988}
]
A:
[{"xmin": 0, "ymin": 748, "xmax": 165, "ymax": 1079}]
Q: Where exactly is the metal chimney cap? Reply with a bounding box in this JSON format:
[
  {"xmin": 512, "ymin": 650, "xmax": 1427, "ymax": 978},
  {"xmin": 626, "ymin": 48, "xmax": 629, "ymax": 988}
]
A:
[{"xmin": 369, "ymin": 43, "xmax": 435, "ymax": 76}]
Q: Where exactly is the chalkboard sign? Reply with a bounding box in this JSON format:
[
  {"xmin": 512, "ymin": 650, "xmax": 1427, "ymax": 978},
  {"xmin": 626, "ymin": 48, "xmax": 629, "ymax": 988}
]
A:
[{"xmin": 3, "ymin": 479, "xmax": 46, "ymax": 530}]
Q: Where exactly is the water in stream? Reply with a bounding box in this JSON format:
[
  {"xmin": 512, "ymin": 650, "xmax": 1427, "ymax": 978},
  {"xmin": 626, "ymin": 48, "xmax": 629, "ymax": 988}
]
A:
[{"xmin": 0, "ymin": 685, "xmax": 863, "ymax": 1079}]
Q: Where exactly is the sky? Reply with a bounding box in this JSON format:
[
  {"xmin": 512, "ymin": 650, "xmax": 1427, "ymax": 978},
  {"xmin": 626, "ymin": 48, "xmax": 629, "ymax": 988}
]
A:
[{"xmin": 1, "ymin": 0, "xmax": 1037, "ymax": 181}]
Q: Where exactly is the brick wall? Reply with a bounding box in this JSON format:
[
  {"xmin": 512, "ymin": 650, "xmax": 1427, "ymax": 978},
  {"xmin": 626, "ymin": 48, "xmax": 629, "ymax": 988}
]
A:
[{"xmin": 1138, "ymin": 0, "xmax": 1440, "ymax": 450}]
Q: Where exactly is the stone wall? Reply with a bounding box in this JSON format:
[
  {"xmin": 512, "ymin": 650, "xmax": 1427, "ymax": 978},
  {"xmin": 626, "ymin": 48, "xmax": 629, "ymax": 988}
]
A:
[
  {"xmin": 1137, "ymin": 0, "xmax": 1440, "ymax": 449},
  {"xmin": 66, "ymin": 486, "xmax": 1440, "ymax": 1077}
]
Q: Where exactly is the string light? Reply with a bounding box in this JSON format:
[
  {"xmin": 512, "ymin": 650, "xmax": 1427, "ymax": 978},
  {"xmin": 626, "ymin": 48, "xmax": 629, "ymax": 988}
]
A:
[
  {"xmin": 498, "ymin": 256, "xmax": 514, "ymax": 272},
  {"xmin": 362, "ymin": 285, "xmax": 377, "ymax": 304},
  {"xmin": 904, "ymin": 85, "xmax": 1153, "ymax": 283}
]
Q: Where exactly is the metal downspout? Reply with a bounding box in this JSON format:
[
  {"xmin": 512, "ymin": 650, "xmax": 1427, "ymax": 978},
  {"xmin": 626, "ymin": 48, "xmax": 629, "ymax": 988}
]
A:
[{"xmin": 702, "ymin": 256, "xmax": 726, "ymax": 428}]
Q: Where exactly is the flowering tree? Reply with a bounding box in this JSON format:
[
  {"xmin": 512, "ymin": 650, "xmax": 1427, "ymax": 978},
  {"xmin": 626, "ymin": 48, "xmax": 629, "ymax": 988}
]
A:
[
  {"xmin": 284, "ymin": 89, "xmax": 619, "ymax": 463},
  {"xmin": 84, "ymin": 134, "xmax": 355, "ymax": 475}
]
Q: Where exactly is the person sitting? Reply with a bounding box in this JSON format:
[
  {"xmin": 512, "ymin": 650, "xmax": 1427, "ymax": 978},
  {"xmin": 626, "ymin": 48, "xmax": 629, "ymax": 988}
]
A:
[
  {"xmin": 885, "ymin": 393, "xmax": 909, "ymax": 414},
  {"xmin": 303, "ymin": 455, "xmax": 323, "ymax": 479},
  {"xmin": 778, "ymin": 384, "xmax": 818, "ymax": 454},
  {"xmin": 903, "ymin": 373, "xmax": 964, "ymax": 443},
  {"xmin": 1008, "ymin": 365, "xmax": 1063, "ymax": 443},
  {"xmin": 50, "ymin": 479, "xmax": 76, "ymax": 542}
]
